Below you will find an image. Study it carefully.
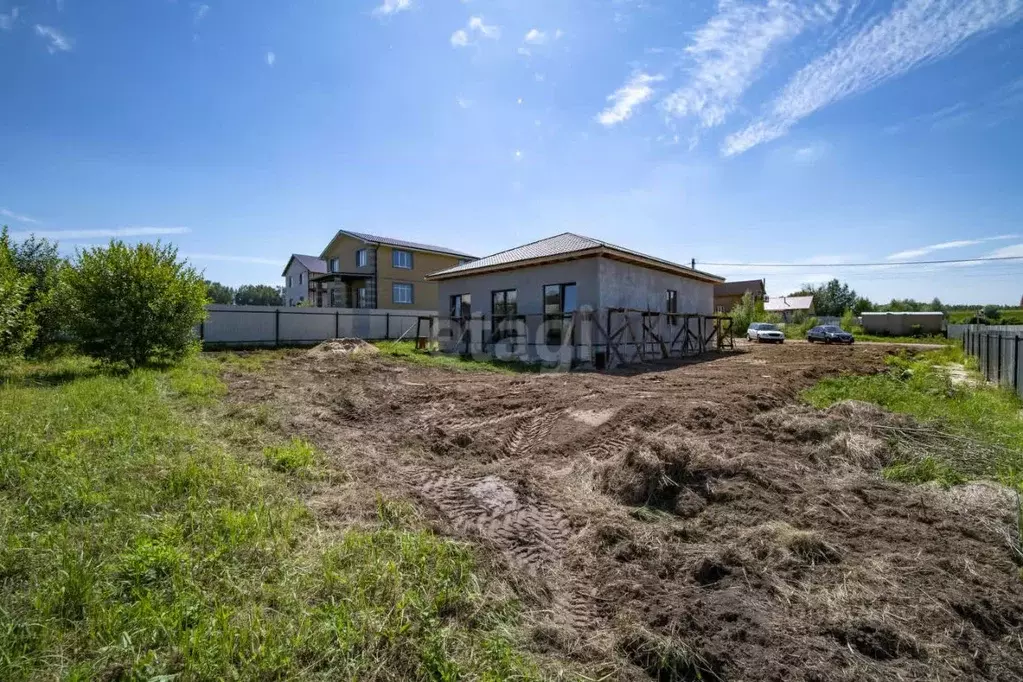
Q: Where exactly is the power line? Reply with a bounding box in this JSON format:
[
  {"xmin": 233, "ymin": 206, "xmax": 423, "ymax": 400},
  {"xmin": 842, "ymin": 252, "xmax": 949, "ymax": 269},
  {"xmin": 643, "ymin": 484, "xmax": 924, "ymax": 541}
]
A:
[{"xmin": 698, "ymin": 255, "xmax": 1023, "ymax": 268}]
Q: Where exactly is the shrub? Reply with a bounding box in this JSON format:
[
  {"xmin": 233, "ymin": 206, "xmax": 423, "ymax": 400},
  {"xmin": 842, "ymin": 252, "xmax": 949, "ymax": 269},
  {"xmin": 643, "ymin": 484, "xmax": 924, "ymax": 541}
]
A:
[
  {"xmin": 9, "ymin": 233, "xmax": 65, "ymax": 352},
  {"xmin": 61, "ymin": 241, "xmax": 209, "ymax": 367},
  {"xmin": 840, "ymin": 309, "xmax": 857, "ymax": 332},
  {"xmin": 0, "ymin": 228, "xmax": 38, "ymax": 364},
  {"xmin": 728, "ymin": 292, "xmax": 780, "ymax": 335},
  {"xmin": 983, "ymin": 305, "xmax": 1002, "ymax": 321}
]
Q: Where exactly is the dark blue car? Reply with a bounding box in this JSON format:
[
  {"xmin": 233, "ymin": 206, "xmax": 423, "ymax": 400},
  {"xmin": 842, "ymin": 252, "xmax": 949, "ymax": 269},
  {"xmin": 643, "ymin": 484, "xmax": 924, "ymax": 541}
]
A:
[{"xmin": 807, "ymin": 325, "xmax": 854, "ymax": 344}]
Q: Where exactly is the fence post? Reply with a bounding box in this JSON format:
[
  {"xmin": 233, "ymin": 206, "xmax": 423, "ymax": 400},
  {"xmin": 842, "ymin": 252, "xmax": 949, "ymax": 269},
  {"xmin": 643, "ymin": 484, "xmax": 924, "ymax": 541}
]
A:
[
  {"xmin": 199, "ymin": 320, "xmax": 205, "ymax": 342},
  {"xmin": 275, "ymin": 309, "xmax": 280, "ymax": 348},
  {"xmin": 997, "ymin": 334, "xmax": 1003, "ymax": 385},
  {"xmin": 385, "ymin": 313, "xmax": 391, "ymax": 341},
  {"xmin": 335, "ymin": 310, "xmax": 339, "ymax": 339},
  {"xmin": 1015, "ymin": 335, "xmax": 1020, "ymax": 391}
]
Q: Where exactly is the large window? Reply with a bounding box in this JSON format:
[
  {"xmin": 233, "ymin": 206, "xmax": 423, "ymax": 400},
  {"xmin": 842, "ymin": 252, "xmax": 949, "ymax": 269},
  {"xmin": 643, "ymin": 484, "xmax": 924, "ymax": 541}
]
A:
[
  {"xmin": 393, "ymin": 283, "xmax": 414, "ymax": 305},
  {"xmin": 286, "ymin": 276, "xmax": 292, "ymax": 287},
  {"xmin": 356, "ymin": 288, "xmax": 368, "ymax": 309},
  {"xmin": 298, "ymin": 272, "xmax": 304, "ymax": 285},
  {"xmin": 491, "ymin": 289, "xmax": 518, "ymax": 340},
  {"xmin": 392, "ymin": 249, "xmax": 413, "ymax": 269},
  {"xmin": 356, "ymin": 249, "xmax": 368, "ymax": 267},
  {"xmin": 329, "ymin": 257, "xmax": 340, "ymax": 273},
  {"xmin": 666, "ymin": 289, "xmax": 678, "ymax": 325},
  {"xmin": 450, "ymin": 293, "xmax": 471, "ymax": 318},
  {"xmin": 543, "ymin": 282, "xmax": 577, "ymax": 346}
]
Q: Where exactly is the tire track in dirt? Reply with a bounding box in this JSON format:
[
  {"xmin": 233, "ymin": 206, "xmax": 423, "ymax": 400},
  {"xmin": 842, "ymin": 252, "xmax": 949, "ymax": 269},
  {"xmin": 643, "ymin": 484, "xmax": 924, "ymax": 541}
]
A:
[{"xmin": 503, "ymin": 413, "xmax": 559, "ymax": 457}]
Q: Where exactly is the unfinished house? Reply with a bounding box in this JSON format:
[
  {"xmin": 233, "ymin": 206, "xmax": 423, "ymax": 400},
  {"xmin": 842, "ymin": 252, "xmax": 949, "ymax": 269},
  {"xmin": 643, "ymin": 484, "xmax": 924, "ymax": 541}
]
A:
[{"xmin": 425, "ymin": 233, "xmax": 728, "ymax": 366}]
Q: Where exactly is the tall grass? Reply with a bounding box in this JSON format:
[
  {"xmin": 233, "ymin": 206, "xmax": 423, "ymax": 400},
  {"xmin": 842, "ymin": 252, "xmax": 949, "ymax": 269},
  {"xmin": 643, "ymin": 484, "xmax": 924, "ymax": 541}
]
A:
[
  {"xmin": 803, "ymin": 347, "xmax": 1023, "ymax": 488},
  {"xmin": 0, "ymin": 357, "xmax": 541, "ymax": 680}
]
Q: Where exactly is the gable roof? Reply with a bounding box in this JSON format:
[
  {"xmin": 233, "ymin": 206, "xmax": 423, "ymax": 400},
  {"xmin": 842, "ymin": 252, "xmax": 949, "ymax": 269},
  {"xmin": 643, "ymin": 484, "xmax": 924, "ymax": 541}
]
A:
[
  {"xmin": 282, "ymin": 254, "xmax": 327, "ymax": 277},
  {"xmin": 320, "ymin": 229, "xmax": 476, "ymax": 260},
  {"xmin": 764, "ymin": 295, "xmax": 814, "ymax": 312},
  {"xmin": 715, "ymin": 279, "xmax": 766, "ymax": 297},
  {"xmin": 426, "ymin": 232, "xmax": 724, "ymax": 283}
]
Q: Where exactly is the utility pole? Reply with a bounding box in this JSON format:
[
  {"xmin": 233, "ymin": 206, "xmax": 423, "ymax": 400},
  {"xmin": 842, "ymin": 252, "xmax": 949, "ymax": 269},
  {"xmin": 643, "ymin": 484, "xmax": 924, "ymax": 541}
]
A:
[{"xmin": 691, "ymin": 258, "xmax": 696, "ymax": 270}]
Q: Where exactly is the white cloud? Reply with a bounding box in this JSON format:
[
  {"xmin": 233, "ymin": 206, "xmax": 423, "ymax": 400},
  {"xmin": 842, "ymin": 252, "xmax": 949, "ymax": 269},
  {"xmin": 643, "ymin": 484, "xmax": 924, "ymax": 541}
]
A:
[
  {"xmin": 886, "ymin": 234, "xmax": 1019, "ymax": 260},
  {"xmin": 9, "ymin": 227, "xmax": 191, "ymax": 240},
  {"xmin": 988, "ymin": 243, "xmax": 1023, "ymax": 259},
  {"xmin": 517, "ymin": 46, "xmax": 531, "ymax": 56},
  {"xmin": 597, "ymin": 72, "xmax": 665, "ymax": 127},
  {"xmin": 456, "ymin": 95, "xmax": 473, "ymax": 108},
  {"xmin": 34, "ymin": 24, "xmax": 72, "ymax": 53},
  {"xmin": 663, "ymin": 0, "xmax": 828, "ymax": 130},
  {"xmin": 723, "ymin": 0, "xmax": 1023, "ymax": 156},
  {"xmin": 0, "ymin": 208, "xmax": 39, "ymax": 224},
  {"xmin": 373, "ymin": 0, "xmax": 411, "ymax": 17},
  {"xmin": 451, "ymin": 15, "xmax": 500, "ymax": 47},
  {"xmin": 182, "ymin": 253, "xmax": 280, "ymax": 265},
  {"xmin": 468, "ymin": 16, "xmax": 500, "ymax": 39},
  {"xmin": 524, "ymin": 28, "xmax": 547, "ymax": 44},
  {"xmin": 266, "ymin": 51, "xmax": 276, "ymax": 66},
  {"xmin": 192, "ymin": 3, "xmax": 210, "ymax": 23},
  {"xmin": 0, "ymin": 7, "xmax": 18, "ymax": 31}
]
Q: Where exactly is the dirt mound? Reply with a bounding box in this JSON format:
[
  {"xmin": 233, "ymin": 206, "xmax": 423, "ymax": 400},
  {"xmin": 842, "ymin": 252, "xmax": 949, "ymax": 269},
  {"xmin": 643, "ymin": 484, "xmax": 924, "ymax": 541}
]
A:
[
  {"xmin": 308, "ymin": 338, "xmax": 379, "ymax": 357},
  {"xmin": 227, "ymin": 341, "xmax": 1023, "ymax": 681}
]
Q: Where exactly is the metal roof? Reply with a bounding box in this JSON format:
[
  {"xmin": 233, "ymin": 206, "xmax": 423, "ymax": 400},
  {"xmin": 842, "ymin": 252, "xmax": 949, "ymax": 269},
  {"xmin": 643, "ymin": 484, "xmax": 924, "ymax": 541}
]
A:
[
  {"xmin": 328, "ymin": 230, "xmax": 477, "ymax": 259},
  {"xmin": 282, "ymin": 254, "xmax": 327, "ymax": 276},
  {"xmin": 427, "ymin": 232, "xmax": 723, "ymax": 282},
  {"xmin": 764, "ymin": 295, "xmax": 814, "ymax": 312},
  {"xmin": 715, "ymin": 279, "xmax": 766, "ymax": 297}
]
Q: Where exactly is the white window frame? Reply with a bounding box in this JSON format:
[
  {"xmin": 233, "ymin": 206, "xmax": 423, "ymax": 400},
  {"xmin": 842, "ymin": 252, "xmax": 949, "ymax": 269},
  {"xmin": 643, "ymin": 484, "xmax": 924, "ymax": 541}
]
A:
[
  {"xmin": 392, "ymin": 283, "xmax": 414, "ymax": 305},
  {"xmin": 356, "ymin": 288, "xmax": 368, "ymax": 308},
  {"xmin": 356, "ymin": 249, "xmax": 368, "ymax": 267},
  {"xmin": 329, "ymin": 257, "xmax": 340, "ymax": 273},
  {"xmin": 392, "ymin": 249, "xmax": 413, "ymax": 269}
]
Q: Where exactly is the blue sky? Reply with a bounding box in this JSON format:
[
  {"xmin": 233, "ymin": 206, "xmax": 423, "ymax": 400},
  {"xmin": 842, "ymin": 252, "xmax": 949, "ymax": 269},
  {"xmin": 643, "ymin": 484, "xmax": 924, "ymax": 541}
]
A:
[{"xmin": 1, "ymin": 0, "xmax": 1022, "ymax": 304}]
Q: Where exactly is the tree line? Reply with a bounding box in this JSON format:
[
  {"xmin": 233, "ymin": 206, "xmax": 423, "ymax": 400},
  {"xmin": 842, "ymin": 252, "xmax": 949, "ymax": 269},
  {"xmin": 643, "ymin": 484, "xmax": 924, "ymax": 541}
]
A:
[{"xmin": 206, "ymin": 281, "xmax": 286, "ymax": 306}]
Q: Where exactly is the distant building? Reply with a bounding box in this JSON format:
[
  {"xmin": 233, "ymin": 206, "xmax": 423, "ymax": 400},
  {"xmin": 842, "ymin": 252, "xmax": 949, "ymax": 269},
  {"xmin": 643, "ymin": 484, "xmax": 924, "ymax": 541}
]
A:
[
  {"xmin": 764, "ymin": 295, "xmax": 814, "ymax": 322},
  {"xmin": 714, "ymin": 279, "xmax": 765, "ymax": 313}
]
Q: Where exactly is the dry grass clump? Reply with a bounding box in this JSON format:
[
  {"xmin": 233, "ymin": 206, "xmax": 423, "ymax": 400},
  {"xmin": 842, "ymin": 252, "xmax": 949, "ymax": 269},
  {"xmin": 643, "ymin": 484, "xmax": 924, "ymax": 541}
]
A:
[
  {"xmin": 815, "ymin": 431, "xmax": 891, "ymax": 471},
  {"xmin": 596, "ymin": 435, "xmax": 713, "ymax": 512},
  {"xmin": 754, "ymin": 407, "xmax": 838, "ymax": 442},
  {"xmin": 745, "ymin": 521, "xmax": 843, "ymax": 567},
  {"xmin": 616, "ymin": 624, "xmax": 721, "ymax": 681}
]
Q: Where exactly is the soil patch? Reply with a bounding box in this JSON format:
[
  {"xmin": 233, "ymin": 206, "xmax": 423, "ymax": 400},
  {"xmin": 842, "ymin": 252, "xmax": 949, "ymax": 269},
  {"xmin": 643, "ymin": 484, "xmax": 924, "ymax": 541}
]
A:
[{"xmin": 223, "ymin": 342, "xmax": 1023, "ymax": 680}]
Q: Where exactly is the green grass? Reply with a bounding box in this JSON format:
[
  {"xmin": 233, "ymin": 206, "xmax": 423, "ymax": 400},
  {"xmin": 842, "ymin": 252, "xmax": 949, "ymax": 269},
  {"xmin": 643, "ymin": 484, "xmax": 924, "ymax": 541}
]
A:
[
  {"xmin": 373, "ymin": 341, "xmax": 542, "ymax": 374},
  {"xmin": 852, "ymin": 333, "xmax": 954, "ymax": 345},
  {"xmin": 803, "ymin": 346, "xmax": 1023, "ymax": 489},
  {"xmin": 0, "ymin": 355, "xmax": 544, "ymax": 680}
]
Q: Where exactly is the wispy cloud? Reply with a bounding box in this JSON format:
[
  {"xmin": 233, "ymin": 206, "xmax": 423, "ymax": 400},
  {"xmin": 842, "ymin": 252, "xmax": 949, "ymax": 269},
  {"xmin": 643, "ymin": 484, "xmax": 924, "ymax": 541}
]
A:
[
  {"xmin": 886, "ymin": 234, "xmax": 1019, "ymax": 260},
  {"xmin": 8, "ymin": 227, "xmax": 191, "ymax": 240},
  {"xmin": 182, "ymin": 253, "xmax": 280, "ymax": 265},
  {"xmin": 597, "ymin": 72, "xmax": 665, "ymax": 127},
  {"xmin": 456, "ymin": 96, "xmax": 473, "ymax": 109},
  {"xmin": 524, "ymin": 28, "xmax": 547, "ymax": 44},
  {"xmin": 988, "ymin": 243, "xmax": 1023, "ymax": 259},
  {"xmin": 191, "ymin": 3, "xmax": 210, "ymax": 24},
  {"xmin": 663, "ymin": 0, "xmax": 830, "ymax": 130},
  {"xmin": 265, "ymin": 51, "xmax": 276, "ymax": 66},
  {"xmin": 723, "ymin": 0, "xmax": 1023, "ymax": 156},
  {"xmin": 373, "ymin": 0, "xmax": 412, "ymax": 17},
  {"xmin": 0, "ymin": 6, "xmax": 18, "ymax": 31},
  {"xmin": 34, "ymin": 24, "xmax": 72, "ymax": 53},
  {"xmin": 451, "ymin": 15, "xmax": 500, "ymax": 48},
  {"xmin": 0, "ymin": 208, "xmax": 40, "ymax": 224}
]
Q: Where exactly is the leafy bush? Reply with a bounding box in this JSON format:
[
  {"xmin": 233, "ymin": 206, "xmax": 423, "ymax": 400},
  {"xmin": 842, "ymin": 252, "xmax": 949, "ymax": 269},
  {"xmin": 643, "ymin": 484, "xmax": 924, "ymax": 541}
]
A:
[
  {"xmin": 840, "ymin": 309, "xmax": 857, "ymax": 332},
  {"xmin": 983, "ymin": 305, "xmax": 1002, "ymax": 321},
  {"xmin": 9, "ymin": 233, "xmax": 65, "ymax": 352},
  {"xmin": 61, "ymin": 241, "xmax": 209, "ymax": 367},
  {"xmin": 205, "ymin": 280, "xmax": 235, "ymax": 305},
  {"xmin": 0, "ymin": 228, "xmax": 38, "ymax": 364},
  {"xmin": 728, "ymin": 292, "xmax": 780, "ymax": 335},
  {"xmin": 235, "ymin": 284, "xmax": 283, "ymax": 306}
]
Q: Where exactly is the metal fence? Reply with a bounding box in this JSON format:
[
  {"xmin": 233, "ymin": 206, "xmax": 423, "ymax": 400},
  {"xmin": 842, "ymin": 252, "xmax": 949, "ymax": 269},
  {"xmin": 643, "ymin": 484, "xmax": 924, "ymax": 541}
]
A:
[
  {"xmin": 954, "ymin": 325, "xmax": 1023, "ymax": 398},
  {"xmin": 198, "ymin": 305, "xmax": 435, "ymax": 347}
]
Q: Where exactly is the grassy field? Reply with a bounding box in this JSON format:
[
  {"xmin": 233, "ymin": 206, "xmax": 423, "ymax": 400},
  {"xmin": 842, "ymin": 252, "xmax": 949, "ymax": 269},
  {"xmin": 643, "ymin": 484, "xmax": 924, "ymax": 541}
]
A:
[
  {"xmin": 803, "ymin": 346, "xmax": 1023, "ymax": 489},
  {"xmin": 0, "ymin": 355, "xmax": 545, "ymax": 680}
]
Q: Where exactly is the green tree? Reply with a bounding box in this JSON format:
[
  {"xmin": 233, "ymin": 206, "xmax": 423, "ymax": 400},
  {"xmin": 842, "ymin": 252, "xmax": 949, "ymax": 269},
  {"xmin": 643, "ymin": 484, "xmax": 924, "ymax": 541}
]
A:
[
  {"xmin": 928, "ymin": 297, "xmax": 945, "ymax": 312},
  {"xmin": 729, "ymin": 292, "xmax": 780, "ymax": 334},
  {"xmin": 206, "ymin": 280, "xmax": 235, "ymax": 304},
  {"xmin": 0, "ymin": 228, "xmax": 39, "ymax": 363},
  {"xmin": 235, "ymin": 284, "xmax": 283, "ymax": 306},
  {"xmin": 9, "ymin": 233, "xmax": 65, "ymax": 351},
  {"xmin": 797, "ymin": 279, "xmax": 858, "ymax": 317},
  {"xmin": 852, "ymin": 297, "xmax": 874, "ymax": 315},
  {"xmin": 982, "ymin": 304, "xmax": 1002, "ymax": 321},
  {"xmin": 62, "ymin": 241, "xmax": 209, "ymax": 367}
]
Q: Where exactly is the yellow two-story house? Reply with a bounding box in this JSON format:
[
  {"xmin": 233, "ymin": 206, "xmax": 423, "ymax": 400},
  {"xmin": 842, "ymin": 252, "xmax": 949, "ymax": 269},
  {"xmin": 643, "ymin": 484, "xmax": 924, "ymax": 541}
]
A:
[{"xmin": 311, "ymin": 230, "xmax": 475, "ymax": 310}]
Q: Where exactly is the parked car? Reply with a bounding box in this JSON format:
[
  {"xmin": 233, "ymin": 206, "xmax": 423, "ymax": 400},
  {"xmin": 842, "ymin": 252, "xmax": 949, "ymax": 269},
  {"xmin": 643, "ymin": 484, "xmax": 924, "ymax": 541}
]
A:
[
  {"xmin": 807, "ymin": 325, "xmax": 854, "ymax": 344},
  {"xmin": 747, "ymin": 322, "xmax": 785, "ymax": 343}
]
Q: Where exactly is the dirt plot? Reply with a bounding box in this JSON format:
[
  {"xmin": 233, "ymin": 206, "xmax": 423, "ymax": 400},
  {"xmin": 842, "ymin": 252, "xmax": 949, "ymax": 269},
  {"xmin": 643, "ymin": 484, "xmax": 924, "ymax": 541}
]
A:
[{"xmin": 224, "ymin": 343, "xmax": 1023, "ymax": 681}]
